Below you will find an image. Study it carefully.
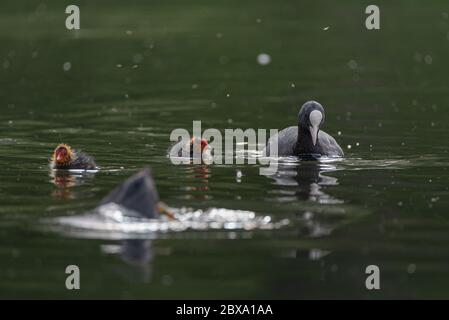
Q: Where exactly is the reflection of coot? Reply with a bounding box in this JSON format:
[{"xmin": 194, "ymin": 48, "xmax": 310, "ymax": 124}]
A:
[
  {"xmin": 269, "ymin": 162, "xmax": 339, "ymax": 202},
  {"xmin": 265, "ymin": 101, "xmax": 344, "ymax": 158},
  {"xmin": 49, "ymin": 170, "xmax": 96, "ymax": 199},
  {"xmin": 120, "ymin": 239, "xmax": 154, "ymax": 266},
  {"xmin": 267, "ymin": 162, "xmax": 342, "ymax": 238},
  {"xmin": 183, "ymin": 165, "xmax": 211, "ymax": 200},
  {"xmin": 103, "ymin": 239, "xmax": 154, "ymax": 283}
]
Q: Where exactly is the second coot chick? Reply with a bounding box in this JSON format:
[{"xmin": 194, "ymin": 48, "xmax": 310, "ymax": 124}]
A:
[
  {"xmin": 168, "ymin": 136, "xmax": 213, "ymax": 163},
  {"xmin": 265, "ymin": 101, "xmax": 344, "ymax": 158}
]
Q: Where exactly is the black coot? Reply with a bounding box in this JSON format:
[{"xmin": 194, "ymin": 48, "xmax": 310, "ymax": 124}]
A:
[
  {"xmin": 99, "ymin": 168, "xmax": 161, "ymax": 219},
  {"xmin": 265, "ymin": 101, "xmax": 344, "ymax": 159}
]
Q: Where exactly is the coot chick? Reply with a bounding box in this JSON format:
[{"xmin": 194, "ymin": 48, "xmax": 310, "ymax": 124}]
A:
[
  {"xmin": 168, "ymin": 136, "xmax": 213, "ymax": 163},
  {"xmin": 99, "ymin": 168, "xmax": 174, "ymax": 220},
  {"xmin": 265, "ymin": 101, "xmax": 344, "ymax": 158},
  {"xmin": 49, "ymin": 144, "xmax": 97, "ymax": 170}
]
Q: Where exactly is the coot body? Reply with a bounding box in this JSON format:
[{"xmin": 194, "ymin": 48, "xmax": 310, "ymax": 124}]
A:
[{"xmin": 265, "ymin": 101, "xmax": 343, "ymax": 159}]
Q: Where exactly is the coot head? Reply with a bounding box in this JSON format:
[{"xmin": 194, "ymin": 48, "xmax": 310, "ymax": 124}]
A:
[
  {"xmin": 52, "ymin": 144, "xmax": 74, "ymax": 166},
  {"xmin": 188, "ymin": 137, "xmax": 210, "ymax": 155},
  {"xmin": 298, "ymin": 101, "xmax": 325, "ymax": 146}
]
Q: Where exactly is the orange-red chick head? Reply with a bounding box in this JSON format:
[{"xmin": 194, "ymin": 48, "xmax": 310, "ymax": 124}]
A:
[{"xmin": 52, "ymin": 144, "xmax": 74, "ymax": 166}]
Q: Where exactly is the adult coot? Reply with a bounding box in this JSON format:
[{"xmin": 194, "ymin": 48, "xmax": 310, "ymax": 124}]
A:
[
  {"xmin": 265, "ymin": 101, "xmax": 344, "ymax": 158},
  {"xmin": 49, "ymin": 144, "xmax": 97, "ymax": 170}
]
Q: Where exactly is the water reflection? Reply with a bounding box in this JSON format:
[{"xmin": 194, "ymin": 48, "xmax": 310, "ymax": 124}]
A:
[
  {"xmin": 265, "ymin": 161, "xmax": 344, "ymax": 239},
  {"xmin": 49, "ymin": 170, "xmax": 96, "ymax": 199},
  {"xmin": 101, "ymin": 239, "xmax": 153, "ymax": 282},
  {"xmin": 268, "ymin": 161, "xmax": 342, "ymax": 204},
  {"xmin": 180, "ymin": 165, "xmax": 211, "ymax": 200}
]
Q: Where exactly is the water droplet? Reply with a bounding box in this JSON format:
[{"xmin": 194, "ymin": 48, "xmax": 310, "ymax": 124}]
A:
[
  {"xmin": 236, "ymin": 170, "xmax": 243, "ymax": 179},
  {"xmin": 257, "ymin": 53, "xmax": 271, "ymax": 66},
  {"xmin": 407, "ymin": 264, "xmax": 416, "ymax": 274},
  {"xmin": 424, "ymin": 55, "xmax": 433, "ymax": 65},
  {"xmin": 348, "ymin": 59, "xmax": 358, "ymax": 70},
  {"xmin": 303, "ymin": 212, "xmax": 313, "ymax": 220},
  {"xmin": 63, "ymin": 62, "xmax": 72, "ymax": 72}
]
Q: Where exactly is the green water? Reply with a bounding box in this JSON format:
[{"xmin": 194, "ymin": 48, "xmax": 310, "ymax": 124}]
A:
[{"xmin": 1, "ymin": 0, "xmax": 449, "ymax": 299}]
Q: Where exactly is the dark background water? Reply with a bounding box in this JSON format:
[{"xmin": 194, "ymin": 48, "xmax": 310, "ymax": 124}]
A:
[{"xmin": 0, "ymin": 0, "xmax": 449, "ymax": 299}]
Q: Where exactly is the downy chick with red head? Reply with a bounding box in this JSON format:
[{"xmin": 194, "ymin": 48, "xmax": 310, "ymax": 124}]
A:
[{"xmin": 49, "ymin": 143, "xmax": 97, "ymax": 170}]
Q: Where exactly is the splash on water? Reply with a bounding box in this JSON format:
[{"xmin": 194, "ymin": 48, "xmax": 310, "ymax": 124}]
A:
[{"xmin": 48, "ymin": 203, "xmax": 290, "ymax": 239}]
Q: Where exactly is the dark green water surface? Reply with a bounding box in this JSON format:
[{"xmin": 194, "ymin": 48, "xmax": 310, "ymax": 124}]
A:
[{"xmin": 1, "ymin": 0, "xmax": 449, "ymax": 298}]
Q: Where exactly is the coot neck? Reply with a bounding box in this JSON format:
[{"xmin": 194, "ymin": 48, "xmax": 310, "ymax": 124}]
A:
[{"xmin": 294, "ymin": 124, "xmax": 318, "ymax": 154}]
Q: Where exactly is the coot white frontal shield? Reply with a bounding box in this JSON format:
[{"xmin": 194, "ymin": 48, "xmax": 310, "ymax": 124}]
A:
[{"xmin": 309, "ymin": 110, "xmax": 323, "ymax": 145}]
